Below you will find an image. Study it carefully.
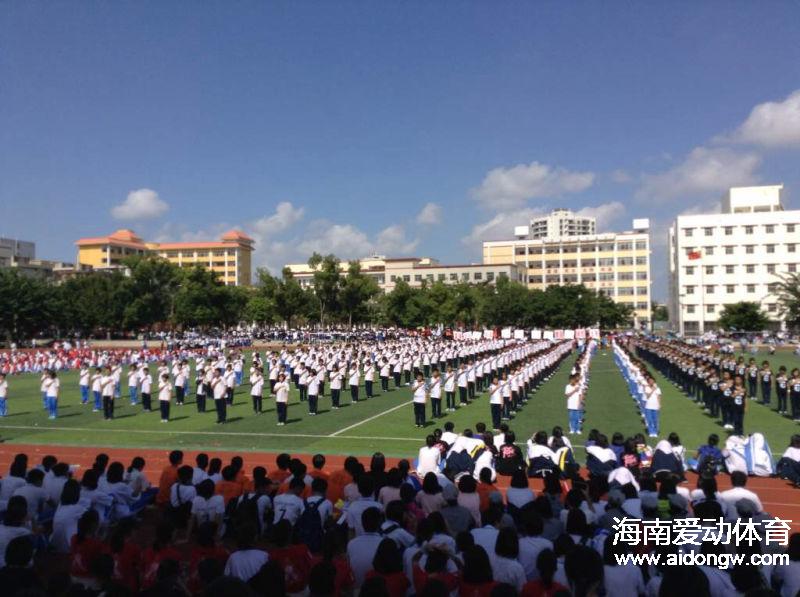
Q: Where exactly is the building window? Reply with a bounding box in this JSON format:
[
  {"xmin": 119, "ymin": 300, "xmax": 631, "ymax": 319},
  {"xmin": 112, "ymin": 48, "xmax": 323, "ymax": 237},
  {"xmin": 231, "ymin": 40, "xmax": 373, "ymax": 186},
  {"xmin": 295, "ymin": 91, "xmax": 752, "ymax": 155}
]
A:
[
  {"xmin": 725, "ymin": 265, "xmax": 735, "ymax": 274},
  {"xmin": 685, "ymin": 285, "xmax": 695, "ymax": 295},
  {"xmin": 767, "ymin": 264, "xmax": 776, "ymax": 274},
  {"xmin": 788, "ymin": 224, "xmax": 796, "ymax": 233},
  {"xmin": 438, "ymin": 274, "xmax": 445, "ymax": 281},
  {"xmin": 746, "ymin": 284, "xmax": 756, "ymax": 293},
  {"xmin": 726, "ymin": 285, "xmax": 735, "ymax": 294},
  {"xmin": 685, "ymin": 266, "xmax": 695, "ymax": 275},
  {"xmin": 598, "ymin": 258, "xmax": 614, "ymax": 266},
  {"xmin": 704, "ymin": 227, "xmax": 713, "ymax": 236},
  {"xmin": 705, "ymin": 266, "xmax": 714, "ymax": 275},
  {"xmin": 790, "ymin": 264, "xmax": 797, "ymax": 273},
  {"xmin": 618, "ymin": 257, "xmax": 634, "ymax": 265},
  {"xmin": 768, "ymin": 283, "xmax": 778, "ymax": 293},
  {"xmin": 766, "ymin": 244, "xmax": 775, "ymax": 253},
  {"xmin": 617, "ymin": 242, "xmax": 633, "ymax": 251},
  {"xmin": 788, "ymin": 244, "xmax": 796, "ymax": 253},
  {"xmin": 706, "ymin": 285, "xmax": 715, "ymax": 294},
  {"xmin": 390, "ymin": 275, "xmax": 396, "ymax": 282},
  {"xmin": 686, "ymin": 305, "xmax": 695, "ymax": 314},
  {"xmin": 745, "ymin": 226, "xmax": 754, "ymax": 234},
  {"xmin": 635, "ymin": 241, "xmax": 647, "ymax": 250},
  {"xmin": 706, "ymin": 304, "xmax": 715, "ymax": 314},
  {"xmin": 403, "ymin": 275, "xmax": 410, "ymax": 282},
  {"xmin": 724, "ymin": 246, "xmax": 734, "ymax": 255},
  {"xmin": 474, "ymin": 272, "xmax": 482, "ymax": 280},
  {"xmin": 449, "ymin": 273, "xmax": 457, "ymax": 281},
  {"xmin": 724, "ymin": 226, "xmax": 733, "ymax": 235},
  {"xmin": 636, "ymin": 272, "xmax": 648, "ymax": 280},
  {"xmin": 746, "ymin": 265, "xmax": 755, "ymax": 273},
  {"xmin": 526, "ymin": 275, "xmax": 540, "ymax": 283},
  {"xmin": 745, "ymin": 245, "xmax": 755, "ymax": 254},
  {"xmin": 515, "ymin": 247, "xmax": 526, "ymax": 255},
  {"xmin": 683, "ymin": 228, "xmax": 694, "ymax": 237},
  {"xmin": 635, "ymin": 256, "xmax": 647, "ymax": 265},
  {"xmin": 426, "ymin": 274, "xmax": 434, "ymax": 281},
  {"xmin": 414, "ymin": 275, "xmax": 422, "ymax": 282},
  {"xmin": 765, "ymin": 224, "xmax": 774, "ymax": 233},
  {"xmin": 487, "ymin": 272, "xmax": 495, "ymax": 281},
  {"xmin": 768, "ymin": 303, "xmax": 777, "ymax": 313},
  {"xmin": 462, "ymin": 273, "xmax": 469, "ymax": 281},
  {"xmin": 704, "ymin": 246, "xmax": 714, "ymax": 256}
]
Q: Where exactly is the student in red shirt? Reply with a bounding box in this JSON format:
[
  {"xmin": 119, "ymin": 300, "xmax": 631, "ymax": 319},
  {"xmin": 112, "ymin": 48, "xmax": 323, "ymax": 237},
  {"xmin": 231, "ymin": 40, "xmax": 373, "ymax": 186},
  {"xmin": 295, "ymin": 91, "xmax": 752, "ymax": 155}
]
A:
[
  {"xmin": 521, "ymin": 548, "xmax": 568, "ymax": 597},
  {"xmin": 269, "ymin": 453, "xmax": 293, "ymax": 485},
  {"xmin": 215, "ymin": 465, "xmax": 244, "ymax": 505},
  {"xmin": 327, "ymin": 456, "xmax": 359, "ymax": 504},
  {"xmin": 476, "ymin": 468, "xmax": 496, "ymax": 513},
  {"xmin": 364, "ymin": 538, "xmax": 410, "ymax": 596},
  {"xmin": 188, "ymin": 522, "xmax": 229, "ymax": 594},
  {"xmin": 268, "ymin": 519, "xmax": 313, "ymax": 594},
  {"xmin": 109, "ymin": 519, "xmax": 141, "ymax": 594},
  {"xmin": 70, "ymin": 509, "xmax": 109, "ymax": 588},
  {"xmin": 309, "ymin": 453, "xmax": 330, "ymax": 482},
  {"xmin": 156, "ymin": 450, "xmax": 183, "ymax": 506},
  {"xmin": 459, "ymin": 545, "xmax": 497, "ymax": 597},
  {"xmin": 311, "ymin": 527, "xmax": 355, "ymax": 596},
  {"xmin": 140, "ymin": 521, "xmax": 182, "ymax": 590}
]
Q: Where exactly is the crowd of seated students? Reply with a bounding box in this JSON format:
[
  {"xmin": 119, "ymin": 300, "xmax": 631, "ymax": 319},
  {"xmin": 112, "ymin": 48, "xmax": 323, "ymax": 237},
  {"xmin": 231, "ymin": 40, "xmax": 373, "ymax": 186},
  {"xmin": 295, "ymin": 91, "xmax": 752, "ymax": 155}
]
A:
[{"xmin": 0, "ymin": 425, "xmax": 798, "ymax": 597}]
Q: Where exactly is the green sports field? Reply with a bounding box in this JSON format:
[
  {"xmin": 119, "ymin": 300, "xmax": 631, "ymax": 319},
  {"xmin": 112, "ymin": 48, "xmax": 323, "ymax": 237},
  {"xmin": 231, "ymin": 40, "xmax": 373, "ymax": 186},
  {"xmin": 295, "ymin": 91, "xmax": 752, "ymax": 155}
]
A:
[{"xmin": 0, "ymin": 348, "xmax": 798, "ymax": 459}]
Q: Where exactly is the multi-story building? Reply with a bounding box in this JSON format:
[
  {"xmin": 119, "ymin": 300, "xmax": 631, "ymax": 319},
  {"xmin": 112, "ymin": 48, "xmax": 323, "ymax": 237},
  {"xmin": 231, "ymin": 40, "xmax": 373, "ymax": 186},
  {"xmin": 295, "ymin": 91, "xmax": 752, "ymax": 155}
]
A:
[
  {"xmin": 483, "ymin": 218, "xmax": 652, "ymax": 327},
  {"xmin": 285, "ymin": 255, "xmax": 526, "ymax": 292},
  {"xmin": 524, "ymin": 208, "xmax": 596, "ymax": 240},
  {"xmin": 0, "ymin": 237, "xmax": 36, "ymax": 268},
  {"xmin": 668, "ymin": 185, "xmax": 798, "ymax": 335},
  {"xmin": 76, "ymin": 228, "xmax": 254, "ymax": 286}
]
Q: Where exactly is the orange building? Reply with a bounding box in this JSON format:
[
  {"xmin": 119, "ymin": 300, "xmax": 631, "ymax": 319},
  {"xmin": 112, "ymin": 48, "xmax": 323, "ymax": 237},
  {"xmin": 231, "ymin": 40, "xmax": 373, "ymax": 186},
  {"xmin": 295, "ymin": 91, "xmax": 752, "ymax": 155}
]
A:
[{"xmin": 76, "ymin": 228, "xmax": 254, "ymax": 286}]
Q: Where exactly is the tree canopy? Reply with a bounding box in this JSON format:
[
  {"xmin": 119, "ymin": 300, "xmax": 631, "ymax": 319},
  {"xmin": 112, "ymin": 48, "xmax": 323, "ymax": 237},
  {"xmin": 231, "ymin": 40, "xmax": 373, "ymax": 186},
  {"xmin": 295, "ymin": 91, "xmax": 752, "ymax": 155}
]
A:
[
  {"xmin": 717, "ymin": 301, "xmax": 771, "ymax": 331},
  {"xmin": 0, "ymin": 252, "xmax": 638, "ymax": 341}
]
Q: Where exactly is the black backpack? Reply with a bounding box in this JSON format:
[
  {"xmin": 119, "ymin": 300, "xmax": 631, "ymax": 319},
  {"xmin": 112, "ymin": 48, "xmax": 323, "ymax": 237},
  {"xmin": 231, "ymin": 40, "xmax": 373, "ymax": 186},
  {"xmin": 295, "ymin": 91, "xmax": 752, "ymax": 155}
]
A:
[
  {"xmin": 295, "ymin": 498, "xmax": 324, "ymax": 554},
  {"xmin": 225, "ymin": 492, "xmax": 262, "ymax": 537}
]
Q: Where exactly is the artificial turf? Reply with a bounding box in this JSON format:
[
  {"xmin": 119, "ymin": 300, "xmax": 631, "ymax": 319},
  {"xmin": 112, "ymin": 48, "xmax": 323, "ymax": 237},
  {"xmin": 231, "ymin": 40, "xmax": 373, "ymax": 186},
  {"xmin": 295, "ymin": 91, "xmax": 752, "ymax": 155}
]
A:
[{"xmin": 0, "ymin": 348, "xmax": 797, "ymax": 459}]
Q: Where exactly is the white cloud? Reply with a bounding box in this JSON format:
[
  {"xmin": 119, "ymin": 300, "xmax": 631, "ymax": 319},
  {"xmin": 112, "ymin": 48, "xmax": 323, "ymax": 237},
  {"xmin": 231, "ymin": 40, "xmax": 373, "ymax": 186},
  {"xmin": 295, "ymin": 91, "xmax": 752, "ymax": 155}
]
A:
[
  {"xmin": 472, "ymin": 161, "xmax": 595, "ymax": 210},
  {"xmin": 575, "ymin": 202, "xmax": 626, "ymax": 231},
  {"xmin": 111, "ymin": 188, "xmax": 169, "ymax": 220},
  {"xmin": 375, "ymin": 224, "xmax": 419, "ymax": 255},
  {"xmin": 251, "ymin": 201, "xmax": 305, "ymax": 234},
  {"xmin": 725, "ymin": 89, "xmax": 800, "ymax": 147},
  {"xmin": 611, "ymin": 169, "xmax": 632, "ymax": 184},
  {"xmin": 415, "ymin": 202, "xmax": 442, "ymax": 225},
  {"xmin": 637, "ymin": 146, "xmax": 761, "ymax": 201}
]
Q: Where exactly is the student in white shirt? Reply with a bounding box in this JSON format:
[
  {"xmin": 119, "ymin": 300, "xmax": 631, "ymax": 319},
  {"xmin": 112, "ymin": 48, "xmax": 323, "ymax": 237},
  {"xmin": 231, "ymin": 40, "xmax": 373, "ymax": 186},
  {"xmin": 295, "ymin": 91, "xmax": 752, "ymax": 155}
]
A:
[
  {"xmin": 100, "ymin": 366, "xmax": 115, "ymax": 420},
  {"xmin": 429, "ymin": 369, "xmax": 443, "ymax": 418},
  {"xmin": 364, "ymin": 361, "xmax": 375, "ymax": 398},
  {"xmin": 417, "ymin": 435, "xmax": 442, "ymax": 477},
  {"xmin": 0, "ymin": 497, "xmax": 33, "ymax": 568},
  {"xmin": 307, "ymin": 370, "xmax": 320, "ymax": 415},
  {"xmin": 50, "ymin": 479, "xmax": 88, "ymax": 553},
  {"xmin": 44, "ymin": 370, "xmax": 60, "ymax": 420},
  {"xmin": 493, "ymin": 527, "xmax": 526, "ymax": 592},
  {"xmin": 127, "ymin": 365, "xmax": 139, "ymax": 406},
  {"xmin": 412, "ymin": 373, "xmax": 428, "ymax": 428},
  {"xmin": 565, "ymin": 373, "xmax": 582, "ymax": 435},
  {"xmin": 250, "ymin": 367, "xmax": 264, "ymax": 414},
  {"xmin": 158, "ymin": 373, "xmax": 172, "ymax": 423},
  {"xmin": 223, "ymin": 523, "xmax": 269, "ymax": 582},
  {"xmin": 719, "ymin": 471, "xmax": 764, "ymax": 513},
  {"xmin": 644, "ymin": 376, "xmax": 661, "ymax": 438},
  {"xmin": 603, "ymin": 535, "xmax": 646, "ymax": 597},
  {"xmin": 174, "ymin": 361, "xmax": 187, "ymax": 406},
  {"xmin": 211, "ymin": 368, "xmax": 228, "ymax": 424},
  {"xmin": 139, "ymin": 367, "xmax": 153, "ymax": 412},
  {"xmin": 190, "ymin": 479, "xmax": 226, "ymax": 535},
  {"xmin": 274, "ymin": 373, "xmax": 290, "ymax": 426},
  {"xmin": 272, "ymin": 477, "xmax": 305, "ymax": 525},
  {"xmin": 91, "ymin": 367, "xmax": 103, "ymax": 412},
  {"xmin": 349, "ymin": 365, "xmax": 360, "ymax": 403},
  {"xmin": 489, "ymin": 376, "xmax": 504, "ymax": 430},
  {"xmin": 78, "ymin": 366, "xmax": 90, "ymax": 406},
  {"xmin": 347, "ymin": 506, "xmax": 384, "ymax": 588},
  {"xmin": 224, "ymin": 364, "xmax": 236, "ymax": 405}
]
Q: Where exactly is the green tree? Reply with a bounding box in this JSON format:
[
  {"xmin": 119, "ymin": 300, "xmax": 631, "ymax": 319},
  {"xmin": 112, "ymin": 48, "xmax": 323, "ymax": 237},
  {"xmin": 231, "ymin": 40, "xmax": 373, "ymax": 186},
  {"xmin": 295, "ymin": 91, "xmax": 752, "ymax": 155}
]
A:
[
  {"xmin": 339, "ymin": 261, "xmax": 380, "ymax": 326},
  {"xmin": 56, "ymin": 272, "xmax": 129, "ymax": 335},
  {"xmin": 121, "ymin": 256, "xmax": 181, "ymax": 330},
  {"xmin": 776, "ymin": 272, "xmax": 800, "ymax": 329},
  {"xmin": 717, "ymin": 301, "xmax": 770, "ymax": 331},
  {"xmin": 307, "ymin": 253, "xmax": 341, "ymax": 325},
  {"xmin": 274, "ymin": 268, "xmax": 308, "ymax": 327},
  {"xmin": 0, "ymin": 269, "xmax": 53, "ymax": 342},
  {"xmin": 651, "ymin": 302, "xmax": 669, "ymax": 322}
]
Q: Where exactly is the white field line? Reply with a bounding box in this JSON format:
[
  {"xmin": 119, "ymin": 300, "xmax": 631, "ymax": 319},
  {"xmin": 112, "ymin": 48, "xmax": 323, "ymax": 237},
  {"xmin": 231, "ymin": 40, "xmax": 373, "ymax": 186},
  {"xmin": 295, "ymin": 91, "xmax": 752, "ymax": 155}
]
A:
[
  {"xmin": 0, "ymin": 423, "xmax": 419, "ymax": 442},
  {"xmin": 328, "ymin": 400, "xmax": 413, "ymax": 437}
]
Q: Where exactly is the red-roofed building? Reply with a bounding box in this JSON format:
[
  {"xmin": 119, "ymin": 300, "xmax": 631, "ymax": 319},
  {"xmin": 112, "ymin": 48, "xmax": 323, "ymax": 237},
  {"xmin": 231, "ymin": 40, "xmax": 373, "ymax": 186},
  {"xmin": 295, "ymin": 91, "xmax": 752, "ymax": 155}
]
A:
[{"xmin": 76, "ymin": 229, "xmax": 254, "ymax": 285}]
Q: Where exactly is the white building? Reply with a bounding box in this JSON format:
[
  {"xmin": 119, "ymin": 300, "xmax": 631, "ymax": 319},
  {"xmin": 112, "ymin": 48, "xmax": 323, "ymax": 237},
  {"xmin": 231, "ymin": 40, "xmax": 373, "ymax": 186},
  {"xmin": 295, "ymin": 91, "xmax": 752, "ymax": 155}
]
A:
[
  {"xmin": 484, "ymin": 219, "xmax": 652, "ymax": 328},
  {"xmin": 519, "ymin": 208, "xmax": 597, "ymax": 240},
  {"xmin": 668, "ymin": 185, "xmax": 799, "ymax": 335}
]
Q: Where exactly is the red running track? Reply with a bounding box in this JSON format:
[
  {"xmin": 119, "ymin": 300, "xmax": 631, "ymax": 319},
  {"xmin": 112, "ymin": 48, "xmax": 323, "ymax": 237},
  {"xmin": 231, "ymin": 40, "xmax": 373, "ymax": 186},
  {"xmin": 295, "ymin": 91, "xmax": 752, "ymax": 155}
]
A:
[{"xmin": 1, "ymin": 442, "xmax": 797, "ymax": 530}]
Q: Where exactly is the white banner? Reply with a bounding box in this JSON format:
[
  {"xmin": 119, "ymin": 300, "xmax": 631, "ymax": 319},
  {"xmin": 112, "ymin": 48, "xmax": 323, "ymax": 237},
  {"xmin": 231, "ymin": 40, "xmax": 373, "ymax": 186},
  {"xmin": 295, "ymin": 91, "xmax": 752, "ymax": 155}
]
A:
[
  {"xmin": 501, "ymin": 328, "xmax": 512, "ymax": 339},
  {"xmin": 483, "ymin": 330, "xmax": 493, "ymax": 339},
  {"xmin": 575, "ymin": 328, "xmax": 586, "ymax": 339},
  {"xmin": 589, "ymin": 328, "xmax": 600, "ymax": 338},
  {"xmin": 513, "ymin": 329, "xmax": 525, "ymax": 339},
  {"xmin": 531, "ymin": 329, "xmax": 542, "ymax": 340},
  {"xmin": 564, "ymin": 329, "xmax": 575, "ymax": 339},
  {"xmin": 543, "ymin": 330, "xmax": 554, "ymax": 340}
]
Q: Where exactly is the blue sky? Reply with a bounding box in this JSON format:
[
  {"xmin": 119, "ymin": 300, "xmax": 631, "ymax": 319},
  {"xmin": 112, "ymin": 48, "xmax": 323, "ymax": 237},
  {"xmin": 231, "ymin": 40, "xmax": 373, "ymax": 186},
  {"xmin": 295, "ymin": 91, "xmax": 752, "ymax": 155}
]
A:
[{"xmin": 3, "ymin": 2, "xmax": 800, "ymax": 300}]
